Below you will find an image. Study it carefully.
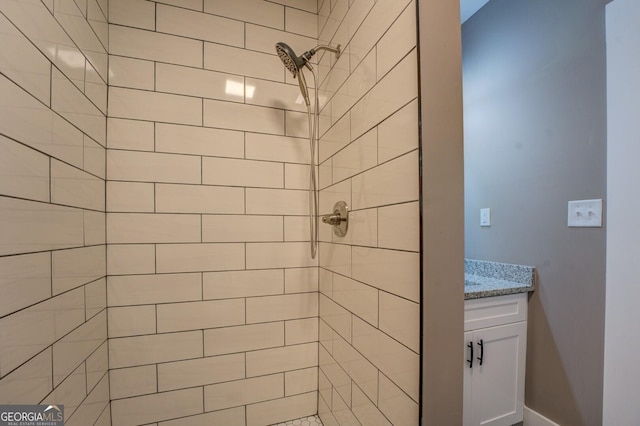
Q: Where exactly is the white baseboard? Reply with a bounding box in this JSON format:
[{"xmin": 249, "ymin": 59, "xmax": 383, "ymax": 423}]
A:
[{"xmin": 524, "ymin": 406, "xmax": 561, "ymax": 426}]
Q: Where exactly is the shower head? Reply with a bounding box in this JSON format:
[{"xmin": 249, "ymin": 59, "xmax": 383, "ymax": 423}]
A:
[{"xmin": 275, "ymin": 42, "xmax": 306, "ymax": 75}]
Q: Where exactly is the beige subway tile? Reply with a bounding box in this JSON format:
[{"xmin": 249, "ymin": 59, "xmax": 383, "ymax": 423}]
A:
[
  {"xmin": 319, "ymin": 112, "xmax": 350, "ymax": 163},
  {"xmin": 333, "ymin": 129, "xmax": 378, "ymax": 183},
  {"xmin": 0, "ymin": 71, "xmax": 84, "ymax": 170},
  {"xmin": 84, "ymin": 211, "xmax": 106, "ymax": 246},
  {"xmin": 246, "ymin": 342, "xmax": 317, "ymax": 377},
  {"xmin": 44, "ymin": 363, "xmax": 86, "ymax": 418},
  {"xmin": 0, "ymin": 197, "xmax": 84, "ymax": 256},
  {"xmin": 204, "ymin": 99, "xmax": 284, "ymax": 134},
  {"xmin": 203, "ymin": 269, "xmax": 283, "ymax": 299},
  {"xmin": 63, "ymin": 373, "xmax": 109, "ymax": 426},
  {"xmin": 85, "ymin": 61, "xmax": 107, "ymax": 114},
  {"xmin": 107, "ymin": 118, "xmax": 154, "ymax": 151},
  {"xmin": 109, "ymin": 365, "xmax": 157, "ymax": 400},
  {"xmin": 284, "ymin": 164, "xmax": 310, "ymax": 190},
  {"xmin": 352, "ymin": 383, "xmax": 392, "ymax": 426},
  {"xmin": 319, "ymin": 268, "xmax": 333, "ymax": 298},
  {"xmin": 378, "ymin": 99, "xmax": 418, "ymax": 163},
  {"xmin": 108, "ymin": 55, "xmax": 154, "ymax": 90},
  {"xmin": 158, "ymin": 353, "xmax": 245, "ymax": 391},
  {"xmin": 378, "ymin": 202, "xmax": 420, "ymax": 251},
  {"xmin": 111, "ymin": 387, "xmax": 203, "ymax": 426},
  {"xmin": 83, "ymin": 136, "xmax": 106, "ymax": 178},
  {"xmin": 379, "ymin": 373, "xmax": 419, "ymax": 425},
  {"xmin": 202, "ymin": 215, "xmax": 283, "ymax": 242},
  {"xmin": 108, "ymin": 0, "xmax": 154, "ymax": 29},
  {"xmin": 107, "ymin": 273, "xmax": 201, "ymax": 306},
  {"xmin": 204, "ymin": 42, "xmax": 283, "ymax": 82},
  {"xmin": 108, "ymin": 150, "xmax": 201, "ymax": 184},
  {"xmin": 335, "ymin": 208, "xmax": 377, "ymax": 247},
  {"xmin": 51, "ymin": 159, "xmax": 105, "ymax": 211},
  {"xmin": 156, "ymin": 123, "xmax": 244, "ymax": 158},
  {"xmin": 352, "ymin": 151, "xmax": 419, "ymax": 210},
  {"xmin": 85, "ymin": 277, "xmax": 107, "ymax": 319},
  {"xmin": 285, "ymin": 7, "xmax": 317, "ymax": 38},
  {"xmin": 332, "ymin": 49, "xmax": 377, "ymax": 123},
  {"xmin": 0, "ymin": 252, "xmax": 51, "ymax": 317},
  {"xmin": 353, "ymin": 317, "xmax": 419, "ymax": 401},
  {"xmin": 52, "ymin": 245, "xmax": 105, "ymax": 295},
  {"xmin": 377, "ymin": 1, "xmax": 416, "ymax": 78},
  {"xmin": 204, "ymin": 322, "xmax": 284, "ymax": 356},
  {"xmin": 106, "ymin": 181, "xmax": 154, "ymax": 212},
  {"xmin": 0, "ymin": 348, "xmax": 52, "ymax": 404},
  {"xmin": 159, "ymin": 407, "xmax": 245, "ymax": 426},
  {"xmin": 108, "ymin": 305, "xmax": 156, "ymax": 338},
  {"xmin": 107, "ymin": 244, "xmax": 155, "ymax": 275},
  {"xmin": 247, "ymin": 293, "xmax": 317, "ymax": 324},
  {"xmin": 350, "ymin": 51, "xmax": 418, "ymax": 140},
  {"xmin": 109, "ymin": 331, "xmax": 203, "ymax": 369},
  {"xmin": 286, "ymin": 317, "xmax": 318, "ymax": 345},
  {"xmin": 284, "ymin": 216, "xmax": 311, "ymax": 242},
  {"xmin": 285, "ymin": 367, "xmax": 317, "ymax": 396},
  {"xmin": 202, "ymin": 157, "xmax": 283, "ymax": 188},
  {"xmin": 0, "ymin": 13, "xmax": 51, "ymax": 104},
  {"xmin": 52, "ymin": 310, "xmax": 107, "ymax": 385},
  {"xmin": 205, "ymin": 374, "xmax": 283, "ymax": 412},
  {"xmin": 0, "ymin": 287, "xmax": 84, "ymax": 376},
  {"xmin": 154, "ymin": 0, "xmax": 202, "ymax": 12},
  {"xmin": 318, "ymin": 368, "xmax": 332, "ymax": 413},
  {"xmin": 245, "ymin": 133, "xmax": 309, "ymax": 164},
  {"xmin": 285, "ymin": 267, "xmax": 318, "ymax": 293},
  {"xmin": 285, "ymin": 110, "xmax": 311, "ymax": 138},
  {"xmin": 203, "ymin": 0, "xmax": 283, "ymax": 29},
  {"xmin": 318, "ymin": 179, "xmax": 351, "ymax": 216},
  {"xmin": 332, "ymin": 387, "xmax": 359, "ymax": 424},
  {"xmin": 379, "ymin": 292, "xmax": 420, "ymax": 353},
  {"xmin": 110, "ymin": 25, "xmax": 203, "ymax": 67},
  {"xmin": 352, "ymin": 246, "xmax": 419, "ymax": 302},
  {"xmin": 157, "ymin": 4, "xmax": 243, "ymax": 46},
  {"xmin": 333, "ymin": 274, "xmax": 378, "ymax": 326},
  {"xmin": 87, "ymin": 0, "xmax": 108, "ymax": 50},
  {"xmin": 246, "ymin": 24, "xmax": 314, "ymax": 56},
  {"xmin": 246, "ymin": 392, "xmax": 317, "ymax": 426},
  {"xmin": 0, "ymin": 135, "xmax": 49, "ymax": 202},
  {"xmin": 155, "ymin": 184, "xmax": 244, "ymax": 214},
  {"xmin": 246, "ymin": 242, "xmax": 317, "ymax": 269},
  {"xmin": 107, "ymin": 213, "xmax": 201, "ymax": 244},
  {"xmin": 156, "ymin": 243, "xmax": 244, "ymax": 274},
  {"xmin": 319, "ymin": 345, "xmax": 351, "ymax": 406},
  {"xmin": 109, "ymin": 87, "xmax": 202, "ymax": 126},
  {"xmin": 157, "ymin": 63, "xmax": 243, "ymax": 102},
  {"xmin": 86, "ymin": 340, "xmax": 108, "ymax": 391},
  {"xmin": 245, "ymin": 77, "xmax": 308, "ymax": 113},
  {"xmin": 157, "ymin": 299, "xmax": 245, "ymax": 333},
  {"xmin": 319, "ymin": 242, "xmax": 351, "ymax": 277},
  {"xmin": 51, "ymin": 69, "xmax": 105, "ymax": 145},
  {"xmin": 1, "ymin": 0, "xmax": 85, "ymax": 87},
  {"xmin": 246, "ymin": 188, "xmax": 307, "ymax": 215},
  {"xmin": 319, "ymin": 294, "xmax": 351, "ymax": 341},
  {"xmin": 333, "ymin": 335, "xmax": 378, "ymax": 403}
]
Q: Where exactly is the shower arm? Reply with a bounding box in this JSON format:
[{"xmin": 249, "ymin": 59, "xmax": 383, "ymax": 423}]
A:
[{"xmin": 300, "ymin": 44, "xmax": 342, "ymax": 64}]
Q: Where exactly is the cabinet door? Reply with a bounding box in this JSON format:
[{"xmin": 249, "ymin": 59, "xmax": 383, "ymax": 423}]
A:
[
  {"xmin": 474, "ymin": 321, "xmax": 527, "ymax": 426},
  {"xmin": 464, "ymin": 331, "xmax": 477, "ymax": 426}
]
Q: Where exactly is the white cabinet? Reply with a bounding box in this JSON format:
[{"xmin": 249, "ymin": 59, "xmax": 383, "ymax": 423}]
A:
[{"xmin": 463, "ymin": 293, "xmax": 528, "ymax": 426}]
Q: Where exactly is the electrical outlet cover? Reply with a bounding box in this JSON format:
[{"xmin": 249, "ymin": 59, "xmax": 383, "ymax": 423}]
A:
[{"xmin": 568, "ymin": 199, "xmax": 602, "ymax": 227}]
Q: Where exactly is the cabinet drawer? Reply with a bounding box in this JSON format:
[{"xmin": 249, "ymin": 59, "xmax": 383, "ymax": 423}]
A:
[{"xmin": 464, "ymin": 293, "xmax": 527, "ymax": 331}]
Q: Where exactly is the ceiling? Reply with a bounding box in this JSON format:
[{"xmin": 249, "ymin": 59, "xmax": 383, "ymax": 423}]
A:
[{"xmin": 460, "ymin": 0, "xmax": 491, "ymax": 22}]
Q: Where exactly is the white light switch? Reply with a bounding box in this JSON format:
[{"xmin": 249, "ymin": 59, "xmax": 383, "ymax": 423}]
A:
[
  {"xmin": 480, "ymin": 208, "xmax": 491, "ymax": 227},
  {"xmin": 568, "ymin": 199, "xmax": 602, "ymax": 227}
]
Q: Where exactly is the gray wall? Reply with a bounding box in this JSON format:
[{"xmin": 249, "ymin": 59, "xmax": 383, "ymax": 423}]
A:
[{"xmin": 462, "ymin": 0, "xmax": 608, "ymax": 424}]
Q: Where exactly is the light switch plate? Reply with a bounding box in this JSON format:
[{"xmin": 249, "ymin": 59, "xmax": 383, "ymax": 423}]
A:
[
  {"xmin": 568, "ymin": 199, "xmax": 602, "ymax": 227},
  {"xmin": 480, "ymin": 208, "xmax": 491, "ymax": 227}
]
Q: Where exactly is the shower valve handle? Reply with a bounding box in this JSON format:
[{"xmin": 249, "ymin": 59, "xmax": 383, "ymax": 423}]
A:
[{"xmin": 321, "ymin": 201, "xmax": 349, "ymax": 237}]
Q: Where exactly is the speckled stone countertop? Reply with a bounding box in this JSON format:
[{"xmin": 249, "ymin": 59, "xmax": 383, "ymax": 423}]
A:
[{"xmin": 464, "ymin": 259, "xmax": 535, "ymax": 300}]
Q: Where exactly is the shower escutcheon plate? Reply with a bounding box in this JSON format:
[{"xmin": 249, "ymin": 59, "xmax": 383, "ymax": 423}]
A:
[{"xmin": 321, "ymin": 201, "xmax": 349, "ymax": 237}]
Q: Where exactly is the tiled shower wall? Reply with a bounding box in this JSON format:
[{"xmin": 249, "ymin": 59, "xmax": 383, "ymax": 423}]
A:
[
  {"xmin": 0, "ymin": 0, "xmax": 110, "ymax": 425},
  {"xmin": 106, "ymin": 0, "xmax": 322, "ymax": 424},
  {"xmin": 316, "ymin": 0, "xmax": 420, "ymax": 424}
]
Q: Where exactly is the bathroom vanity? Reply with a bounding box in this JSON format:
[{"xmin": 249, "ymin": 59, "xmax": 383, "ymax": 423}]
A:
[{"xmin": 463, "ymin": 260, "xmax": 535, "ymax": 426}]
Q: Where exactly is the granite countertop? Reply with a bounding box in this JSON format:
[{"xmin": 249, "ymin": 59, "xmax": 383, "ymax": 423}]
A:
[{"xmin": 464, "ymin": 259, "xmax": 535, "ymax": 300}]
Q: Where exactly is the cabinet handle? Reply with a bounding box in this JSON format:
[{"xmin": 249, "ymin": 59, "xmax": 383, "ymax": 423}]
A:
[
  {"xmin": 477, "ymin": 339, "xmax": 484, "ymax": 366},
  {"xmin": 467, "ymin": 341, "xmax": 474, "ymax": 368}
]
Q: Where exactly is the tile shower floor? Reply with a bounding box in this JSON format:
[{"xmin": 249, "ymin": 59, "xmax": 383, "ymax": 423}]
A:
[{"xmin": 271, "ymin": 415, "xmax": 323, "ymax": 426}]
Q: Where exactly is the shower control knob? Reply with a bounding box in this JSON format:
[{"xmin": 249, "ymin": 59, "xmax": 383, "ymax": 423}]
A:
[{"xmin": 321, "ymin": 201, "xmax": 349, "ymax": 237}]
